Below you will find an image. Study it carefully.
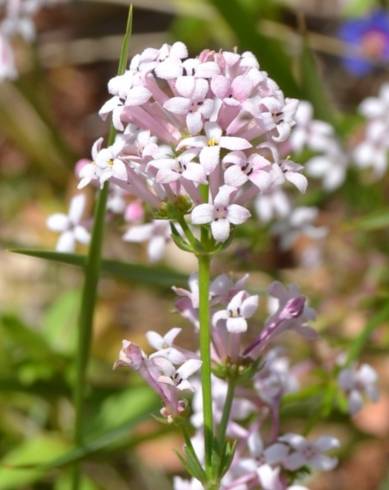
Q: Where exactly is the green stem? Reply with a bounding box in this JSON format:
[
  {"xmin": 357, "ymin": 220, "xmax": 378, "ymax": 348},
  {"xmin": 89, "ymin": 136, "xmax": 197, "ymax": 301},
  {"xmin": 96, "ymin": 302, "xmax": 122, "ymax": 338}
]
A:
[
  {"xmin": 216, "ymin": 374, "xmax": 236, "ymax": 453},
  {"xmin": 71, "ymin": 8, "xmax": 133, "ymax": 490},
  {"xmin": 177, "ymin": 215, "xmax": 199, "ymax": 250},
  {"xmin": 198, "ymin": 253, "xmax": 214, "ymax": 477},
  {"xmin": 72, "ymin": 183, "xmax": 109, "ymax": 490}
]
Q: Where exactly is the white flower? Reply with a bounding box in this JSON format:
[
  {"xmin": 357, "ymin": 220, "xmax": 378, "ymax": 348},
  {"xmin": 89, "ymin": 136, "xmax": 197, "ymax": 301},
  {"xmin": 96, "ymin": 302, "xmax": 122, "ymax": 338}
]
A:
[
  {"xmin": 255, "ymin": 188, "xmax": 291, "ymax": 223},
  {"xmin": 123, "ymin": 219, "xmax": 171, "ymax": 262},
  {"xmin": 213, "ymin": 290, "xmax": 259, "ymax": 333},
  {"xmin": 146, "ymin": 327, "xmax": 186, "ymax": 364},
  {"xmin": 47, "ymin": 194, "xmax": 90, "ymax": 252},
  {"xmin": 153, "ymin": 357, "xmax": 202, "ymax": 392},
  {"xmin": 306, "ymin": 142, "xmax": 348, "ymax": 191},
  {"xmin": 359, "ymin": 83, "xmax": 389, "ymax": 120},
  {"xmin": 290, "ymin": 101, "xmax": 334, "ymax": 153},
  {"xmin": 338, "ymin": 363, "xmax": 379, "ymax": 415},
  {"xmin": 191, "ymin": 185, "xmax": 251, "ymax": 242},
  {"xmin": 353, "ymin": 120, "xmax": 388, "ymax": 177},
  {"xmin": 78, "ymin": 137, "xmax": 127, "ymax": 189},
  {"xmin": 278, "ymin": 433, "xmax": 340, "ymax": 471},
  {"xmin": 272, "ymin": 206, "xmax": 327, "ymax": 250}
]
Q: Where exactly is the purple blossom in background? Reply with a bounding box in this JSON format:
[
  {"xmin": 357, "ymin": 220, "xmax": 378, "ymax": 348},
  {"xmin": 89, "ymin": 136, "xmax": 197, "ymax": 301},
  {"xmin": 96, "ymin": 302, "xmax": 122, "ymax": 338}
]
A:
[{"xmin": 339, "ymin": 9, "xmax": 389, "ymax": 76}]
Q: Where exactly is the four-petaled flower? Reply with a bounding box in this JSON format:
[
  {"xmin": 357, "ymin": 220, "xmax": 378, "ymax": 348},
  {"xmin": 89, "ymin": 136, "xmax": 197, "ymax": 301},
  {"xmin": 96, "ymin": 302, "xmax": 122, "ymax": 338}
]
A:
[
  {"xmin": 338, "ymin": 363, "xmax": 379, "ymax": 415},
  {"xmin": 178, "ymin": 122, "xmax": 251, "ymax": 175},
  {"xmin": 191, "ymin": 185, "xmax": 251, "ymax": 242},
  {"xmin": 152, "ymin": 357, "xmax": 202, "ymax": 392},
  {"xmin": 47, "ymin": 194, "xmax": 90, "ymax": 252},
  {"xmin": 213, "ymin": 290, "xmax": 259, "ymax": 333}
]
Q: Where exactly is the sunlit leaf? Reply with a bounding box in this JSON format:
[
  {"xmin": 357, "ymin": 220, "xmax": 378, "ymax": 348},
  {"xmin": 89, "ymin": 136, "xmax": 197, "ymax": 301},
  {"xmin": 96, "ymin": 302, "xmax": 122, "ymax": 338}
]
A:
[{"xmin": 0, "ymin": 435, "xmax": 69, "ymax": 489}]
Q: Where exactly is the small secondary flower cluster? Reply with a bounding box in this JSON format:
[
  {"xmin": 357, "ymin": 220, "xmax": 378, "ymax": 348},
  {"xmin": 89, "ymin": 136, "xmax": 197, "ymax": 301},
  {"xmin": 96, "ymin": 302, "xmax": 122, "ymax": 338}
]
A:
[
  {"xmin": 353, "ymin": 83, "xmax": 389, "ymax": 177},
  {"xmin": 0, "ymin": 0, "xmax": 64, "ymax": 80},
  {"xmin": 115, "ymin": 274, "xmax": 345, "ymax": 490}
]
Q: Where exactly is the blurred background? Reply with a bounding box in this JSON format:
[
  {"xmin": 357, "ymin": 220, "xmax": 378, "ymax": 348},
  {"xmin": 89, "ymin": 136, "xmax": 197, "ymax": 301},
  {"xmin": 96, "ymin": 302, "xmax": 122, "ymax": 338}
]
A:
[{"xmin": 1, "ymin": 0, "xmax": 389, "ymax": 488}]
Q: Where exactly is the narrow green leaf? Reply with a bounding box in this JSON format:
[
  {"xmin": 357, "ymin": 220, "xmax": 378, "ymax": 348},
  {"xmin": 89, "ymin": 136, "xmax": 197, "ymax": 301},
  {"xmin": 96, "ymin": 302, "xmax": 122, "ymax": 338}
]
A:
[
  {"xmin": 11, "ymin": 249, "xmax": 187, "ymax": 288},
  {"xmin": 184, "ymin": 445, "xmax": 206, "ymax": 482},
  {"xmin": 299, "ymin": 39, "xmax": 337, "ymax": 125}
]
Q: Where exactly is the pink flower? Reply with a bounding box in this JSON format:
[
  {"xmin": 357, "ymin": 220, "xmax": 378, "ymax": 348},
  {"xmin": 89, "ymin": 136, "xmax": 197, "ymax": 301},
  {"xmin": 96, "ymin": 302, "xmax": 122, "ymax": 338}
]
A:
[
  {"xmin": 191, "ymin": 185, "xmax": 251, "ymax": 242},
  {"xmin": 223, "ymin": 151, "xmax": 272, "ymax": 190},
  {"xmin": 244, "ymin": 282, "xmax": 317, "ymax": 357},
  {"xmin": 178, "ymin": 122, "xmax": 252, "ymax": 175}
]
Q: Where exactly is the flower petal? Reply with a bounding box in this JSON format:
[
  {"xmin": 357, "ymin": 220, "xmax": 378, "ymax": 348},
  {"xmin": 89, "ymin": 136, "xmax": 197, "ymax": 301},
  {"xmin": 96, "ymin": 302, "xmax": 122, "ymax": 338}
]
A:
[
  {"xmin": 227, "ymin": 204, "xmax": 251, "ymax": 225},
  {"xmin": 211, "ymin": 218, "xmax": 230, "ymax": 242},
  {"xmin": 191, "ymin": 204, "xmax": 214, "ymax": 224}
]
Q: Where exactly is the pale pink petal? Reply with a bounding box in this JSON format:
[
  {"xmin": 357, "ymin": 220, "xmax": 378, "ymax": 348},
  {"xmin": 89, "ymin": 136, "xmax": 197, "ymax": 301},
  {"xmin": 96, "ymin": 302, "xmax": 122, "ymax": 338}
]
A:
[
  {"xmin": 226, "ymin": 316, "xmax": 247, "ymax": 333},
  {"xmin": 164, "ymin": 327, "xmax": 182, "ymax": 346},
  {"xmin": 148, "ymin": 235, "xmax": 166, "ymax": 262},
  {"xmin": 156, "ymin": 168, "xmax": 180, "ymax": 184},
  {"xmin": 227, "ymin": 204, "xmax": 251, "ymax": 225},
  {"xmin": 56, "ymin": 231, "xmax": 75, "ymax": 253},
  {"xmin": 212, "ymin": 309, "xmax": 229, "ymax": 326},
  {"xmin": 211, "ymin": 75, "xmax": 230, "ymax": 98},
  {"xmin": 74, "ymin": 226, "xmax": 90, "ymax": 244},
  {"xmin": 164, "ymin": 97, "xmax": 191, "ymax": 115},
  {"xmin": 146, "ymin": 331, "xmax": 164, "ymax": 350},
  {"xmin": 175, "ymin": 76, "xmax": 196, "ymax": 97},
  {"xmin": 199, "ymin": 145, "xmax": 220, "ymax": 174},
  {"xmin": 191, "ymin": 204, "xmax": 214, "ymax": 224},
  {"xmin": 224, "ymin": 165, "xmax": 248, "ymax": 187},
  {"xmin": 241, "ymin": 295, "xmax": 259, "ymax": 318},
  {"xmin": 285, "ymin": 172, "xmax": 308, "ymax": 193},
  {"xmin": 186, "ymin": 111, "xmax": 203, "ymax": 135},
  {"xmin": 112, "ymin": 160, "xmax": 128, "ymax": 181},
  {"xmin": 123, "ymin": 224, "xmax": 153, "ymax": 242},
  {"xmin": 219, "ymin": 136, "xmax": 252, "ymax": 150},
  {"xmin": 126, "ymin": 86, "xmax": 152, "ymax": 106},
  {"xmin": 214, "ymin": 185, "xmax": 235, "ymax": 207},
  {"xmin": 177, "ymin": 358, "xmax": 202, "ymax": 379},
  {"xmin": 183, "ymin": 162, "xmax": 207, "ymax": 184},
  {"xmin": 231, "ymin": 75, "xmax": 253, "ymax": 100},
  {"xmin": 155, "ymin": 59, "xmax": 183, "ymax": 79},
  {"xmin": 211, "ymin": 218, "xmax": 230, "ymax": 242},
  {"xmin": 47, "ymin": 214, "xmax": 69, "ymax": 232}
]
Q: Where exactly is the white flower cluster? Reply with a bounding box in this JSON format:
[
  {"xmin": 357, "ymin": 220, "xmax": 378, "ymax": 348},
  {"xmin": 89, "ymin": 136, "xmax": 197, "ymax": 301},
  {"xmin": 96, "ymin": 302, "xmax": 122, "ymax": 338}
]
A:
[{"xmin": 0, "ymin": 0, "xmax": 64, "ymax": 80}]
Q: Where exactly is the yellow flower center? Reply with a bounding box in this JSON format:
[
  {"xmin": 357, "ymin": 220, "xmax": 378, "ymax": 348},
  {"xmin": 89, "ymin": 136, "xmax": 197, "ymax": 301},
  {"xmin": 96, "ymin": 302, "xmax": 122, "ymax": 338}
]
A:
[{"xmin": 207, "ymin": 137, "xmax": 218, "ymax": 147}]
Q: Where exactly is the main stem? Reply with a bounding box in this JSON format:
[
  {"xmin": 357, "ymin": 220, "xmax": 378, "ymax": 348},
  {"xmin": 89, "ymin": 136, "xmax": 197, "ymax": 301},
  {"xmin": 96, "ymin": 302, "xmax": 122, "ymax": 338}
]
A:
[
  {"xmin": 198, "ymin": 252, "xmax": 214, "ymax": 478},
  {"xmin": 72, "ymin": 182, "xmax": 109, "ymax": 490}
]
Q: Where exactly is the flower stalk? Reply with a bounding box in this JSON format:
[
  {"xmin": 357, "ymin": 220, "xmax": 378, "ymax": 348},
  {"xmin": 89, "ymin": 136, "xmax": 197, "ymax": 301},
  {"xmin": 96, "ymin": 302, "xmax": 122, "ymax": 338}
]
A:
[
  {"xmin": 71, "ymin": 8, "xmax": 133, "ymax": 490},
  {"xmin": 198, "ymin": 251, "xmax": 214, "ymax": 477}
]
